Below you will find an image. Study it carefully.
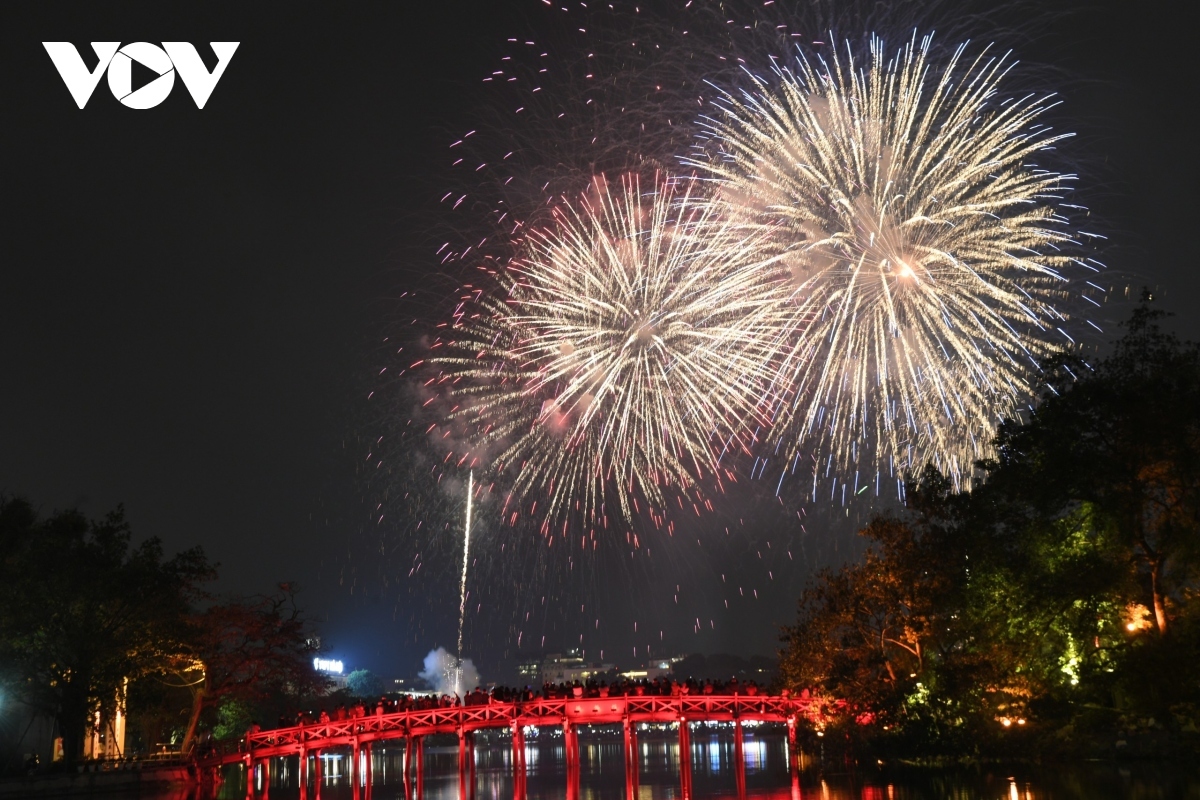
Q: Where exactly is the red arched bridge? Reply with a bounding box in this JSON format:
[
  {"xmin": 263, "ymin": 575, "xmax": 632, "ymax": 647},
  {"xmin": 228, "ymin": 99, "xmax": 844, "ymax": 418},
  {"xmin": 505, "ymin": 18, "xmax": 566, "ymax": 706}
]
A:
[{"xmin": 199, "ymin": 693, "xmax": 818, "ymax": 799}]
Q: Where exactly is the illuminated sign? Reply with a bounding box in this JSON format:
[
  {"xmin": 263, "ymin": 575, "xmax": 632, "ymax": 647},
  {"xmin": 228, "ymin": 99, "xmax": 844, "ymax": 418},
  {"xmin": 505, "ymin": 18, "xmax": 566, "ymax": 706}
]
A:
[{"xmin": 313, "ymin": 658, "xmax": 344, "ymax": 674}]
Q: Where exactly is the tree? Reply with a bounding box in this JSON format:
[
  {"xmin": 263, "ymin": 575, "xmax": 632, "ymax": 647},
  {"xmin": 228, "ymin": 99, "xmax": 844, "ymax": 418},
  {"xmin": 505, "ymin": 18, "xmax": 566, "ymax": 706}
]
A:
[
  {"xmin": 988, "ymin": 299, "xmax": 1200, "ymax": 635},
  {"xmin": 779, "ymin": 301, "xmax": 1200, "ymax": 751},
  {"xmin": 176, "ymin": 585, "xmax": 326, "ymax": 755},
  {"xmin": 346, "ymin": 669, "xmax": 386, "ymax": 700},
  {"xmin": 211, "ymin": 698, "xmax": 254, "ymax": 741},
  {"xmin": 0, "ymin": 498, "xmax": 213, "ymax": 764},
  {"xmin": 779, "ymin": 473, "xmax": 976, "ymax": 732},
  {"xmin": 780, "ymin": 471, "xmax": 1136, "ymax": 750}
]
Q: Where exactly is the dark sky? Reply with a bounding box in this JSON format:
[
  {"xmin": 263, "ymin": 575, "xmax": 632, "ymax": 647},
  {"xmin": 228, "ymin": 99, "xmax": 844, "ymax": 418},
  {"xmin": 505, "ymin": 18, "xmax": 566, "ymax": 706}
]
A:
[{"xmin": 2, "ymin": 2, "xmax": 1195, "ymax": 683}]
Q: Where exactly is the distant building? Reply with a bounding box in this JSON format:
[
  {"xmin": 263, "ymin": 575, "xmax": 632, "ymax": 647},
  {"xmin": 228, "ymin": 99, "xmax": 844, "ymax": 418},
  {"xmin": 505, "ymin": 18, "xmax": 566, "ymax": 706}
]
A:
[
  {"xmin": 533, "ymin": 650, "xmax": 615, "ymax": 685},
  {"xmin": 516, "ymin": 659, "xmax": 541, "ymax": 686},
  {"xmin": 619, "ymin": 655, "xmax": 686, "ymax": 682}
]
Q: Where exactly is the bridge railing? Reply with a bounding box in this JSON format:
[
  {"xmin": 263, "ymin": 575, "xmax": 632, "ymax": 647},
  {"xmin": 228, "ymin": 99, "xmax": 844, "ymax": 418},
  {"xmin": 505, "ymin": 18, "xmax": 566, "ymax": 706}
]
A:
[
  {"xmin": 196, "ymin": 693, "xmax": 825, "ymax": 799},
  {"xmin": 191, "ymin": 694, "xmax": 815, "ymax": 764}
]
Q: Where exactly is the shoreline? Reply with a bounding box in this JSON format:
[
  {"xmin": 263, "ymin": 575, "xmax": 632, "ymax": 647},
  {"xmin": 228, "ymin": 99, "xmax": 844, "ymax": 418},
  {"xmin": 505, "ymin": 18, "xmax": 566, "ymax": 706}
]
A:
[{"xmin": 0, "ymin": 763, "xmax": 198, "ymax": 797}]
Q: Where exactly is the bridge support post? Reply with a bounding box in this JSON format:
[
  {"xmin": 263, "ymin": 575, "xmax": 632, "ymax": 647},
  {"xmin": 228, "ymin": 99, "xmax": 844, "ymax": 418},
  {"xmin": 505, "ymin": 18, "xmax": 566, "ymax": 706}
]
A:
[
  {"xmin": 244, "ymin": 756, "xmax": 254, "ymax": 800},
  {"xmin": 623, "ymin": 717, "xmax": 639, "ymax": 800},
  {"xmin": 313, "ymin": 749, "xmax": 323, "ymax": 800},
  {"xmin": 351, "ymin": 739, "xmax": 361, "ymax": 800},
  {"xmin": 457, "ymin": 728, "xmax": 468, "ymax": 800},
  {"xmin": 510, "ymin": 721, "xmax": 525, "ymax": 800},
  {"xmin": 678, "ymin": 718, "xmax": 692, "ymax": 800},
  {"xmin": 298, "ymin": 747, "xmax": 308, "ymax": 800},
  {"xmin": 416, "ymin": 736, "xmax": 425, "ymax": 798},
  {"xmin": 563, "ymin": 719, "xmax": 579, "ymax": 800},
  {"xmin": 787, "ymin": 715, "xmax": 801, "ymax": 799},
  {"xmin": 364, "ymin": 742, "xmax": 373, "ymax": 800},
  {"xmin": 734, "ymin": 719, "xmax": 747, "ymax": 800},
  {"xmin": 468, "ymin": 731, "xmax": 476, "ymax": 799},
  {"xmin": 262, "ymin": 756, "xmax": 271, "ymax": 800},
  {"xmin": 403, "ymin": 736, "xmax": 413, "ymax": 795},
  {"xmin": 787, "ymin": 716, "xmax": 799, "ymax": 778}
]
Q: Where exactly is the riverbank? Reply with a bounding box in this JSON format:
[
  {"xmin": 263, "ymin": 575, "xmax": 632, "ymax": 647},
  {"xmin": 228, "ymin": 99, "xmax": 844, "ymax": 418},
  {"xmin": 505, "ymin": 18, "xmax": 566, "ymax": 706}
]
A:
[{"xmin": 0, "ymin": 762, "xmax": 195, "ymax": 797}]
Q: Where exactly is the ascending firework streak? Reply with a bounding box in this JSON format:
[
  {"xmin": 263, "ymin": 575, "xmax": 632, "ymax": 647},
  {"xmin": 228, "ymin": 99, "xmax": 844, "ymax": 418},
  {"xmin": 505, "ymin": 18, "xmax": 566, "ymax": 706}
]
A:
[
  {"xmin": 439, "ymin": 173, "xmax": 786, "ymax": 531},
  {"xmin": 685, "ymin": 34, "xmax": 1079, "ymax": 494},
  {"xmin": 455, "ymin": 470, "xmax": 473, "ymax": 696}
]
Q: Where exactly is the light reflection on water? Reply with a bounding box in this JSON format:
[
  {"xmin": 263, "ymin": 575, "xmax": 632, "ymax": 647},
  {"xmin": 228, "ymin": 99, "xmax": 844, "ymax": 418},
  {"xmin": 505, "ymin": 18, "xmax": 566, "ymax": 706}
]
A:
[{"xmin": 184, "ymin": 729, "xmax": 1199, "ymax": 800}]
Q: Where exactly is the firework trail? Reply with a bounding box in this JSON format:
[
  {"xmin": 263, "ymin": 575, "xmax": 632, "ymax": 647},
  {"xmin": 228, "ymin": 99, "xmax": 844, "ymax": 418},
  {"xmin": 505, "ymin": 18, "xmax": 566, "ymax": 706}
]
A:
[
  {"xmin": 435, "ymin": 172, "xmax": 786, "ymax": 531},
  {"xmin": 684, "ymin": 33, "xmax": 1081, "ymax": 495},
  {"xmin": 455, "ymin": 469, "xmax": 474, "ymax": 694}
]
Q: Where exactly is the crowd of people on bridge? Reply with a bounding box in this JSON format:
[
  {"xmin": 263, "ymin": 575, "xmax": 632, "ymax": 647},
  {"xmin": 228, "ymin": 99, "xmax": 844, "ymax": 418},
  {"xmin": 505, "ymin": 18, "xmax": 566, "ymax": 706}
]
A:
[
  {"xmin": 479, "ymin": 676, "xmax": 767, "ymax": 704},
  {"xmin": 274, "ymin": 676, "xmax": 773, "ymax": 731}
]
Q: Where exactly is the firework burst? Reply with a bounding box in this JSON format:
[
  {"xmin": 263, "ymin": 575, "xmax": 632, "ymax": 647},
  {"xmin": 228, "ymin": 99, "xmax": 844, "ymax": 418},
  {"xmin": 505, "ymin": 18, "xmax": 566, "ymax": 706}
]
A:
[
  {"xmin": 684, "ymin": 34, "xmax": 1080, "ymax": 495},
  {"xmin": 436, "ymin": 172, "xmax": 785, "ymax": 533}
]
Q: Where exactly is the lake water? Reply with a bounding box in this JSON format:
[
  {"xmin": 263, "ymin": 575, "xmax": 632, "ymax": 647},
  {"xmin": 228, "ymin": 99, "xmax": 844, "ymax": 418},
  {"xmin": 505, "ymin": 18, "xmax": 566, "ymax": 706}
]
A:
[{"xmin": 192, "ymin": 727, "xmax": 1198, "ymax": 800}]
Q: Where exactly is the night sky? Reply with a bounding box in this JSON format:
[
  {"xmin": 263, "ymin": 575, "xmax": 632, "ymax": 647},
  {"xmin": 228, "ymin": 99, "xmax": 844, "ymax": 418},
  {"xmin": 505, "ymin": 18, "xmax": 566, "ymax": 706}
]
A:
[{"xmin": 2, "ymin": 2, "xmax": 1195, "ymax": 684}]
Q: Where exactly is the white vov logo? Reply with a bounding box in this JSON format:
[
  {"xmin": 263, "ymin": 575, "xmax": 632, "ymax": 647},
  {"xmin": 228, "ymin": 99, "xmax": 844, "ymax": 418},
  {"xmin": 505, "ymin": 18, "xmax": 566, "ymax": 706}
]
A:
[{"xmin": 43, "ymin": 42, "xmax": 239, "ymax": 109}]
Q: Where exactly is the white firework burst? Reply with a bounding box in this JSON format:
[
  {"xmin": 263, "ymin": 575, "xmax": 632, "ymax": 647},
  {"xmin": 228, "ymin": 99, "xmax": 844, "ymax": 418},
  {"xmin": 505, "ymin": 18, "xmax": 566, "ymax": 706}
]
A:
[
  {"xmin": 685, "ymin": 34, "xmax": 1079, "ymax": 495},
  {"xmin": 438, "ymin": 173, "xmax": 784, "ymax": 533}
]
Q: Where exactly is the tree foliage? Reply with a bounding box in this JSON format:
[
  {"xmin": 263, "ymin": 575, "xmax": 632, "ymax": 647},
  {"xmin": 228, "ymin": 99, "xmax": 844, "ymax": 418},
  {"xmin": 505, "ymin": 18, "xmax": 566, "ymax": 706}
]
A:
[
  {"xmin": 780, "ymin": 301, "xmax": 1200, "ymax": 755},
  {"xmin": 0, "ymin": 500, "xmax": 213, "ymax": 764},
  {"xmin": 211, "ymin": 698, "xmax": 254, "ymax": 742},
  {"xmin": 176, "ymin": 585, "xmax": 327, "ymax": 755},
  {"xmin": 346, "ymin": 669, "xmax": 386, "ymax": 700},
  {"xmin": 0, "ymin": 500, "xmax": 328, "ymax": 763},
  {"xmin": 989, "ymin": 301, "xmax": 1200, "ymax": 635}
]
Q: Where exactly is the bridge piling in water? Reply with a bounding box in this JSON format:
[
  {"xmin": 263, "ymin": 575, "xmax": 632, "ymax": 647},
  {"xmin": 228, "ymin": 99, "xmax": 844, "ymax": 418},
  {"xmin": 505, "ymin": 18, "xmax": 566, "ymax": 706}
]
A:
[
  {"xmin": 678, "ymin": 717, "xmax": 692, "ymax": 799},
  {"xmin": 456, "ymin": 727, "xmax": 467, "ymax": 799},
  {"xmin": 366, "ymin": 742, "xmax": 375, "ymax": 800},
  {"xmin": 734, "ymin": 718, "xmax": 747, "ymax": 799},
  {"xmin": 402, "ymin": 735, "xmax": 413, "ymax": 795},
  {"xmin": 351, "ymin": 739, "xmax": 361, "ymax": 800},
  {"xmin": 562, "ymin": 718, "xmax": 580, "ymax": 800},
  {"xmin": 453, "ymin": 727, "xmax": 479, "ymax": 799},
  {"xmin": 788, "ymin": 715, "xmax": 802, "ymax": 800},
  {"xmin": 622, "ymin": 717, "xmax": 638, "ymax": 800},
  {"xmin": 298, "ymin": 747, "xmax": 308, "ymax": 800},
  {"xmin": 510, "ymin": 720, "xmax": 526, "ymax": 799},
  {"xmin": 415, "ymin": 735, "xmax": 425, "ymax": 797},
  {"xmin": 245, "ymin": 754, "xmax": 270, "ymax": 800},
  {"xmin": 468, "ymin": 731, "xmax": 477, "ymax": 799},
  {"xmin": 787, "ymin": 715, "xmax": 799, "ymax": 780}
]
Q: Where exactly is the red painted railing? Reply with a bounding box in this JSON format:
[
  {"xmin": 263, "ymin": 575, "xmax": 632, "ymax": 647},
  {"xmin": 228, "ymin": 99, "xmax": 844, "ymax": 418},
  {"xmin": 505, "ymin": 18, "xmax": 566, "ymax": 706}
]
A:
[{"xmin": 198, "ymin": 694, "xmax": 815, "ymax": 765}]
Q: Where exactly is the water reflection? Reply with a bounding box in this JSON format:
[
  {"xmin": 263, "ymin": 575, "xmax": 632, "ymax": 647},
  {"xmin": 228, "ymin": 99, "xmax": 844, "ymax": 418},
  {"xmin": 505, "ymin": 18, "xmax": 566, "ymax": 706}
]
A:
[{"xmin": 158, "ymin": 729, "xmax": 1198, "ymax": 800}]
